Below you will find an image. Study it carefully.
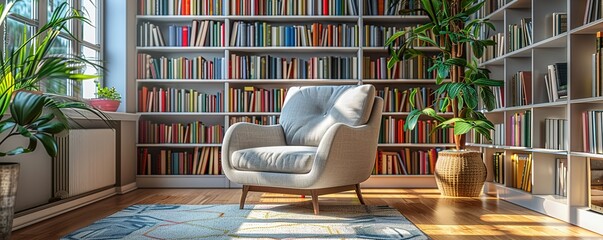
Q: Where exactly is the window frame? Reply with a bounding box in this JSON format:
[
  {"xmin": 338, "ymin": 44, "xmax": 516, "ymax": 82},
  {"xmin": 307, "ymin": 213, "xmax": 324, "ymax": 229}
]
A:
[{"xmin": 1, "ymin": 0, "xmax": 104, "ymax": 98}]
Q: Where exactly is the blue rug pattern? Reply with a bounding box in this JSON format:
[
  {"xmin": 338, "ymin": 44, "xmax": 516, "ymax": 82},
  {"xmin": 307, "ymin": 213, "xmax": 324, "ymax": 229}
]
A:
[{"xmin": 62, "ymin": 204, "xmax": 429, "ymax": 239}]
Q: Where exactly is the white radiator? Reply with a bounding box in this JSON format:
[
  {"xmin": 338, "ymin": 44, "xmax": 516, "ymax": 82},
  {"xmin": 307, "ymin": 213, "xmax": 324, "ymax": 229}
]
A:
[{"xmin": 53, "ymin": 129, "xmax": 116, "ymax": 198}]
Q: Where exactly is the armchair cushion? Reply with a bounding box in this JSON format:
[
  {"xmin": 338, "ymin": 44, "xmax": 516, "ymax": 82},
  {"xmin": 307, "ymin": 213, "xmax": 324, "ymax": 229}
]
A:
[
  {"xmin": 280, "ymin": 85, "xmax": 375, "ymax": 146},
  {"xmin": 231, "ymin": 146, "xmax": 317, "ymax": 174}
]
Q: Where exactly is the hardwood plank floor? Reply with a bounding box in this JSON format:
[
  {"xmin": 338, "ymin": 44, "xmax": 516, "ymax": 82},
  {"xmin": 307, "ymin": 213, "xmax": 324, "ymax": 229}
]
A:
[{"xmin": 12, "ymin": 188, "xmax": 603, "ymax": 239}]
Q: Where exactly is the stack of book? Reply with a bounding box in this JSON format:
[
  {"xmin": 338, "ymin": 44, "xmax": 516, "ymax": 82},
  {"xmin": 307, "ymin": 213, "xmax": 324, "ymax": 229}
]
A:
[
  {"xmin": 230, "ymin": 22, "xmax": 359, "ymax": 47},
  {"xmin": 229, "ymin": 55, "xmax": 357, "ymax": 79},
  {"xmin": 555, "ymin": 158, "xmax": 568, "ymax": 197},
  {"xmin": 373, "ymin": 148, "xmax": 439, "ymax": 175},
  {"xmin": 479, "ymin": 33, "xmax": 504, "ymax": 63},
  {"xmin": 544, "ymin": 63, "xmax": 568, "ymax": 102},
  {"xmin": 492, "ymin": 152, "xmax": 504, "ymax": 184},
  {"xmin": 584, "ymin": 0, "xmax": 603, "ymax": 24},
  {"xmin": 228, "ymin": 87, "xmax": 287, "ymax": 112},
  {"xmin": 510, "ymin": 71, "xmax": 531, "ymax": 106},
  {"xmin": 377, "ymin": 87, "xmax": 448, "ymax": 113},
  {"xmin": 138, "ymin": 87, "xmax": 223, "ymax": 112},
  {"xmin": 229, "ymin": 116, "xmax": 280, "ymax": 125},
  {"xmin": 593, "ymin": 32, "xmax": 603, "ymax": 97},
  {"xmin": 364, "ymin": 0, "xmax": 423, "ymax": 15},
  {"xmin": 363, "ymin": 25, "xmax": 435, "ymax": 47},
  {"xmin": 138, "ymin": 120, "xmax": 224, "ymax": 144},
  {"xmin": 363, "ymin": 56, "xmax": 436, "ymax": 79},
  {"xmin": 139, "ymin": 22, "xmax": 166, "ymax": 47},
  {"xmin": 230, "ymin": 0, "xmax": 359, "ymax": 15},
  {"xmin": 493, "ymin": 123, "xmax": 505, "ymax": 146},
  {"xmin": 511, "ymin": 153, "xmax": 532, "ymax": 192},
  {"xmin": 138, "ymin": 147, "xmax": 222, "ymax": 175},
  {"xmin": 510, "ymin": 110, "xmax": 531, "ymax": 147},
  {"xmin": 582, "ymin": 110, "xmax": 603, "ymax": 154},
  {"xmin": 508, "ymin": 18, "xmax": 533, "ymax": 52},
  {"xmin": 380, "ymin": 117, "xmax": 453, "ymax": 144},
  {"xmin": 544, "ymin": 118, "xmax": 568, "ymax": 150},
  {"xmin": 138, "ymin": 0, "xmax": 224, "ymax": 15},
  {"xmin": 137, "ymin": 54, "xmax": 224, "ymax": 79}
]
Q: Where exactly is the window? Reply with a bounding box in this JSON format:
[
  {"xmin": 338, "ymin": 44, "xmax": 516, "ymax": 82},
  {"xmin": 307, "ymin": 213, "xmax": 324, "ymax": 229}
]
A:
[{"xmin": 4, "ymin": 0, "xmax": 102, "ymax": 99}]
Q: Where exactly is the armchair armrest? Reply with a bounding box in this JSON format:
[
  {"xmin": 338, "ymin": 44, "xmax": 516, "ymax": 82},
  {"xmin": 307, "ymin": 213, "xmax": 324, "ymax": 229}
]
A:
[{"xmin": 221, "ymin": 122, "xmax": 286, "ymax": 174}]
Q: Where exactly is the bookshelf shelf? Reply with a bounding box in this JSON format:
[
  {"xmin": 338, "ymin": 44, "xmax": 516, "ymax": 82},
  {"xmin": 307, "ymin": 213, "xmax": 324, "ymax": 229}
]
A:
[
  {"xmin": 569, "ymin": 96, "xmax": 603, "ymax": 104},
  {"xmin": 362, "ymin": 46, "xmax": 440, "ymax": 53},
  {"xmin": 377, "ymin": 143, "xmax": 454, "ymax": 148},
  {"xmin": 361, "ymin": 15, "xmax": 429, "ymax": 23},
  {"xmin": 226, "ymin": 79, "xmax": 359, "ymax": 84},
  {"xmin": 136, "ymin": 15, "xmax": 228, "ymax": 21},
  {"xmin": 571, "ymin": 18, "xmax": 603, "ymax": 35},
  {"xmin": 137, "ymin": 144, "xmax": 223, "ymax": 147},
  {"xmin": 138, "ymin": 112, "xmax": 229, "ymax": 116},
  {"xmin": 369, "ymin": 175, "xmax": 434, "ymax": 178},
  {"xmin": 227, "ymin": 112, "xmax": 281, "ymax": 116},
  {"xmin": 136, "ymin": 47, "xmax": 227, "ymax": 52},
  {"xmin": 382, "ymin": 112, "xmax": 454, "ymax": 116},
  {"xmin": 362, "ymin": 79, "xmax": 449, "ymax": 84},
  {"xmin": 227, "ymin": 15, "xmax": 359, "ymax": 22},
  {"xmin": 227, "ymin": 47, "xmax": 359, "ymax": 53},
  {"xmin": 137, "ymin": 79, "xmax": 228, "ymax": 83}
]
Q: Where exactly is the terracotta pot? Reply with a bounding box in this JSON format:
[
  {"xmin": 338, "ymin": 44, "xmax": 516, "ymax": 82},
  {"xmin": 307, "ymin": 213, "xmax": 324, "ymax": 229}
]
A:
[
  {"xmin": 434, "ymin": 150, "xmax": 486, "ymax": 197},
  {"xmin": 88, "ymin": 99, "xmax": 121, "ymax": 112},
  {"xmin": 0, "ymin": 163, "xmax": 19, "ymax": 239}
]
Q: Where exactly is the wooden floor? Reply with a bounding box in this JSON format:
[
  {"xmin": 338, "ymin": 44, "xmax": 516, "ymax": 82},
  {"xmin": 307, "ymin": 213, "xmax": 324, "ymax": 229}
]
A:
[{"xmin": 12, "ymin": 188, "xmax": 603, "ymax": 240}]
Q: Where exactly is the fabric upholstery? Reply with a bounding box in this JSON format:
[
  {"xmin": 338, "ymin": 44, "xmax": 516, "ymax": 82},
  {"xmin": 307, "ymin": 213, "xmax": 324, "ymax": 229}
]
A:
[
  {"xmin": 279, "ymin": 85, "xmax": 375, "ymax": 146},
  {"xmin": 231, "ymin": 146, "xmax": 317, "ymax": 174}
]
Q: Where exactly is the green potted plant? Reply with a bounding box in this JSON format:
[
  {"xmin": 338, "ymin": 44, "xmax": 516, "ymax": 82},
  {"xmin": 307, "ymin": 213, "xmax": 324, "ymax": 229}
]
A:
[
  {"xmin": 386, "ymin": 0, "xmax": 504, "ymax": 197},
  {"xmin": 0, "ymin": 1, "xmax": 106, "ymax": 238},
  {"xmin": 88, "ymin": 81, "xmax": 121, "ymax": 112}
]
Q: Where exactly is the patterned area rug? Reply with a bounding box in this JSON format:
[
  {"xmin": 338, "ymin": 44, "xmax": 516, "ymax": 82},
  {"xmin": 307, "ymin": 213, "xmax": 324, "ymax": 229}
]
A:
[{"xmin": 62, "ymin": 204, "xmax": 429, "ymax": 239}]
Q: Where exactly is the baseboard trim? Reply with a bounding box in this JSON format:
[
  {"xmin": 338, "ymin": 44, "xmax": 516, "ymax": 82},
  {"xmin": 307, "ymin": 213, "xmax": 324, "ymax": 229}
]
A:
[
  {"xmin": 116, "ymin": 182, "xmax": 137, "ymax": 194},
  {"xmin": 12, "ymin": 188, "xmax": 117, "ymax": 230}
]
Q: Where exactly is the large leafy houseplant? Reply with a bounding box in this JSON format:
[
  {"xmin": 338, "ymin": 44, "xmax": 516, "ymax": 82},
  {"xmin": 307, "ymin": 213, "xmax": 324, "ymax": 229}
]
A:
[
  {"xmin": 386, "ymin": 0, "xmax": 504, "ymax": 150},
  {"xmin": 0, "ymin": 1, "xmax": 106, "ymax": 237}
]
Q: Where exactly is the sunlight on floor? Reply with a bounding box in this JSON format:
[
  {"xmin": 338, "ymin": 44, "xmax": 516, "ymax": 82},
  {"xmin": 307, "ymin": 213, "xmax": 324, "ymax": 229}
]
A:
[
  {"xmin": 480, "ymin": 214, "xmax": 560, "ymax": 223},
  {"xmin": 417, "ymin": 224, "xmax": 602, "ymax": 237}
]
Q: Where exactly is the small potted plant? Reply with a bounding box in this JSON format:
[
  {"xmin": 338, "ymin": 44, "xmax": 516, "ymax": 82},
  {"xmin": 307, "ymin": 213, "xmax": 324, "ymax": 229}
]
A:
[{"xmin": 88, "ymin": 81, "xmax": 121, "ymax": 112}]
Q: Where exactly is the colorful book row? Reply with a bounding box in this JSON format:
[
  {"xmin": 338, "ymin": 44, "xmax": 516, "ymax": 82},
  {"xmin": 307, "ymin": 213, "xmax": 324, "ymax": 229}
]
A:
[
  {"xmin": 229, "ymin": 115, "xmax": 280, "ymax": 125},
  {"xmin": 364, "ymin": 0, "xmax": 422, "ymax": 16},
  {"xmin": 364, "ymin": 25, "xmax": 435, "ymax": 47},
  {"xmin": 137, "ymin": 54, "xmax": 224, "ymax": 79},
  {"xmin": 138, "ymin": 86, "xmax": 224, "ymax": 112},
  {"xmin": 373, "ymin": 148, "xmax": 440, "ymax": 175},
  {"xmin": 228, "ymin": 87, "xmax": 287, "ymax": 112},
  {"xmin": 138, "ymin": 147, "xmax": 222, "ymax": 175},
  {"xmin": 230, "ymin": 0, "xmax": 358, "ymax": 16},
  {"xmin": 363, "ymin": 56, "xmax": 436, "ymax": 80},
  {"xmin": 230, "ymin": 21, "xmax": 359, "ymax": 47},
  {"xmin": 377, "ymin": 87, "xmax": 448, "ymax": 113},
  {"xmin": 229, "ymin": 55, "xmax": 358, "ymax": 79},
  {"xmin": 380, "ymin": 117, "xmax": 454, "ymax": 144},
  {"xmin": 511, "ymin": 153, "xmax": 532, "ymax": 192},
  {"xmin": 138, "ymin": 0, "xmax": 224, "ymax": 15},
  {"xmin": 510, "ymin": 110, "xmax": 531, "ymax": 147},
  {"xmin": 138, "ymin": 120, "xmax": 224, "ymax": 144}
]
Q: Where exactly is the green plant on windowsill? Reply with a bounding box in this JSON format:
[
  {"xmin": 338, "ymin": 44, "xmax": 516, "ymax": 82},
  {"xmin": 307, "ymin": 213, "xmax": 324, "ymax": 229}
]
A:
[
  {"xmin": 0, "ymin": 1, "xmax": 108, "ymax": 238},
  {"xmin": 88, "ymin": 82, "xmax": 122, "ymax": 112},
  {"xmin": 385, "ymin": 0, "xmax": 504, "ymax": 197},
  {"xmin": 94, "ymin": 81, "xmax": 121, "ymax": 101}
]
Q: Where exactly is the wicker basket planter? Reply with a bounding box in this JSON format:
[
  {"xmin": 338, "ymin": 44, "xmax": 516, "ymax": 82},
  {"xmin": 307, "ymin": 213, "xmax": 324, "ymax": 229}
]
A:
[
  {"xmin": 435, "ymin": 150, "xmax": 486, "ymax": 197},
  {"xmin": 0, "ymin": 163, "xmax": 19, "ymax": 239}
]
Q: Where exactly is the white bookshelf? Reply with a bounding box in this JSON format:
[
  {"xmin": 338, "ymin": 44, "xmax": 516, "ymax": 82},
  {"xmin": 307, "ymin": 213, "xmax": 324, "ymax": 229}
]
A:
[
  {"xmin": 472, "ymin": 0, "xmax": 603, "ymax": 234},
  {"xmin": 135, "ymin": 0, "xmax": 454, "ymax": 191}
]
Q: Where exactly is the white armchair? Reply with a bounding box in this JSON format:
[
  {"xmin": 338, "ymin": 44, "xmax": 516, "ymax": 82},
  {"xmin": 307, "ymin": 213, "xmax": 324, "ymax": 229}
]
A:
[{"xmin": 222, "ymin": 85, "xmax": 383, "ymax": 214}]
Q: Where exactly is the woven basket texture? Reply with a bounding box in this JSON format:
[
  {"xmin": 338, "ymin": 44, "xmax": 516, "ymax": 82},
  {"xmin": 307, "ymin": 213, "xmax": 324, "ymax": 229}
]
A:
[{"xmin": 435, "ymin": 150, "xmax": 486, "ymax": 197}]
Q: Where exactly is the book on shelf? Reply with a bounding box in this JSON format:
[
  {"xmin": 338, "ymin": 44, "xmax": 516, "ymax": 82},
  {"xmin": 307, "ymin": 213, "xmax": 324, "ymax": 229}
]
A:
[
  {"xmin": 228, "ymin": 87, "xmax": 287, "ymax": 112},
  {"xmin": 508, "ymin": 18, "xmax": 532, "ymax": 52},
  {"xmin": 137, "ymin": 54, "xmax": 224, "ymax": 79},
  {"xmin": 511, "ymin": 153, "xmax": 532, "ymax": 192},
  {"xmin": 229, "ymin": 55, "xmax": 357, "ymax": 79},
  {"xmin": 230, "ymin": 21, "xmax": 359, "ymax": 47},
  {"xmin": 380, "ymin": 116, "xmax": 453, "ymax": 144},
  {"xmin": 377, "ymin": 87, "xmax": 450, "ymax": 113},
  {"xmin": 138, "ymin": 0, "xmax": 224, "ymax": 15},
  {"xmin": 138, "ymin": 147, "xmax": 222, "ymax": 175},
  {"xmin": 162, "ymin": 20, "xmax": 225, "ymax": 47},
  {"xmin": 555, "ymin": 158, "xmax": 568, "ymax": 197},
  {"xmin": 479, "ymin": 32, "xmax": 504, "ymax": 63},
  {"xmin": 373, "ymin": 148, "xmax": 441, "ymax": 175},
  {"xmin": 583, "ymin": 110, "xmax": 603, "ymax": 154},
  {"xmin": 492, "ymin": 152, "xmax": 504, "ymax": 184},
  {"xmin": 591, "ymin": 159, "xmax": 603, "ymax": 214},
  {"xmin": 229, "ymin": 115, "xmax": 280, "ymax": 125},
  {"xmin": 139, "ymin": 22, "xmax": 166, "ymax": 47},
  {"xmin": 510, "ymin": 110, "xmax": 531, "ymax": 147},
  {"xmin": 230, "ymin": 0, "xmax": 358, "ymax": 16},
  {"xmin": 475, "ymin": 0, "xmax": 506, "ymax": 19},
  {"xmin": 546, "ymin": 12, "xmax": 567, "ymax": 37},
  {"xmin": 593, "ymin": 32, "xmax": 603, "ymax": 97},
  {"xmin": 493, "ymin": 123, "xmax": 504, "ymax": 146},
  {"xmin": 138, "ymin": 86, "xmax": 223, "ymax": 112},
  {"xmin": 544, "ymin": 63, "xmax": 568, "ymax": 102},
  {"xmin": 544, "ymin": 118, "xmax": 568, "ymax": 150},
  {"xmin": 510, "ymin": 71, "xmax": 531, "ymax": 106},
  {"xmin": 364, "ymin": 0, "xmax": 422, "ymax": 16},
  {"xmin": 584, "ymin": 0, "xmax": 603, "ymax": 24},
  {"xmin": 363, "ymin": 24, "xmax": 436, "ymax": 47},
  {"xmin": 139, "ymin": 120, "xmax": 224, "ymax": 144},
  {"xmin": 363, "ymin": 55, "xmax": 436, "ymax": 79}
]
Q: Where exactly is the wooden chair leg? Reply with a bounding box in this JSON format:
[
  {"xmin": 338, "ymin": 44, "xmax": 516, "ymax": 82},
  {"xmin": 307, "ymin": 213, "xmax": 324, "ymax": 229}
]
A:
[
  {"xmin": 240, "ymin": 185, "xmax": 250, "ymax": 209},
  {"xmin": 311, "ymin": 190, "xmax": 319, "ymax": 215},
  {"xmin": 355, "ymin": 184, "xmax": 366, "ymax": 205}
]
